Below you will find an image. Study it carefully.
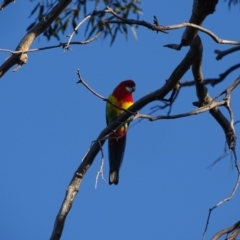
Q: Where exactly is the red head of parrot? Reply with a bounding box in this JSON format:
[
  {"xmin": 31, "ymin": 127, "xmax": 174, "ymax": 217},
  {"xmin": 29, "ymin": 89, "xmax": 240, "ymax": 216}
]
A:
[{"xmin": 106, "ymin": 79, "xmax": 136, "ymax": 185}]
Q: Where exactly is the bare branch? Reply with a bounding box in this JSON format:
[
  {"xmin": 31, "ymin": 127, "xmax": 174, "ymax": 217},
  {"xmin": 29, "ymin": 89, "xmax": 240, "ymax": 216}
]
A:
[
  {"xmin": 65, "ymin": 10, "xmax": 106, "ymax": 50},
  {"xmin": 105, "ymin": 7, "xmax": 168, "ymax": 34},
  {"xmin": 104, "ymin": 6, "xmax": 240, "ymax": 49},
  {"xmin": 50, "ymin": 37, "xmax": 201, "ymax": 239},
  {"xmin": 76, "ymin": 69, "xmax": 136, "ymax": 116},
  {"xmin": 181, "ymin": 0, "xmax": 218, "ymax": 46},
  {"xmin": 215, "ymin": 46, "xmax": 240, "ymax": 60},
  {"xmin": 208, "ymin": 142, "xmax": 229, "ymax": 169},
  {"xmin": 0, "ymin": 0, "xmax": 72, "ymax": 78},
  {"xmin": 166, "ymin": 22, "xmax": 240, "ymax": 46},
  {"xmin": 187, "ymin": 34, "xmax": 240, "ymax": 239},
  {"xmin": 181, "ymin": 63, "xmax": 240, "ymax": 87},
  {"xmin": 0, "ymin": 29, "xmax": 103, "ymax": 55},
  {"xmin": 136, "ymin": 100, "xmax": 225, "ymax": 121},
  {"xmin": 211, "ymin": 221, "xmax": 240, "ymax": 240},
  {"xmin": 95, "ymin": 141, "xmax": 107, "ymax": 189},
  {"xmin": 1, "ymin": 3, "xmax": 239, "ymax": 76},
  {"xmin": 204, "ymin": 151, "xmax": 240, "ymax": 240},
  {"xmin": 0, "ymin": 0, "xmax": 15, "ymax": 10},
  {"xmin": 191, "ymin": 35, "xmax": 237, "ymax": 152}
]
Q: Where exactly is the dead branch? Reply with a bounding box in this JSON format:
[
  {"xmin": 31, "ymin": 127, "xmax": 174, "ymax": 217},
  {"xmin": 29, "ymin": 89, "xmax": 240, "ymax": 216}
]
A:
[
  {"xmin": 190, "ymin": 35, "xmax": 240, "ymax": 239},
  {"xmin": 50, "ymin": 36, "xmax": 202, "ymax": 240},
  {"xmin": 135, "ymin": 100, "xmax": 225, "ymax": 121},
  {"xmin": 181, "ymin": 0, "xmax": 218, "ymax": 46},
  {"xmin": 0, "ymin": 29, "xmax": 103, "ymax": 54},
  {"xmin": 95, "ymin": 141, "xmax": 107, "ymax": 189},
  {"xmin": 208, "ymin": 142, "xmax": 229, "ymax": 169},
  {"xmin": 65, "ymin": 10, "xmax": 106, "ymax": 50},
  {"xmin": 181, "ymin": 63, "xmax": 240, "ymax": 87},
  {"xmin": 135, "ymin": 77, "xmax": 240, "ymax": 122},
  {"xmin": 0, "ymin": 0, "xmax": 15, "ymax": 10},
  {"xmin": 211, "ymin": 220, "xmax": 240, "ymax": 240},
  {"xmin": 76, "ymin": 69, "xmax": 136, "ymax": 116},
  {"xmin": 105, "ymin": 6, "xmax": 240, "ymax": 47},
  {"xmin": 1, "ymin": 2, "xmax": 239, "ymax": 73},
  {"xmin": 204, "ymin": 150, "xmax": 240, "ymax": 240},
  {"xmin": 215, "ymin": 46, "xmax": 240, "ymax": 60},
  {"xmin": 0, "ymin": 0, "xmax": 72, "ymax": 78},
  {"xmin": 191, "ymin": 35, "xmax": 236, "ymax": 151}
]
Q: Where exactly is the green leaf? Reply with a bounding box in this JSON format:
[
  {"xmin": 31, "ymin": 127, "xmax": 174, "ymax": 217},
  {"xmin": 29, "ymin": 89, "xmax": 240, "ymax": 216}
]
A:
[{"xmin": 29, "ymin": 3, "xmax": 40, "ymax": 18}]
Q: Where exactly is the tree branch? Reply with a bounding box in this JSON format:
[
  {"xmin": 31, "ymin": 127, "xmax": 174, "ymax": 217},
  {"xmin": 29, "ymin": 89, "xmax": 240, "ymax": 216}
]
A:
[
  {"xmin": 181, "ymin": 0, "xmax": 219, "ymax": 46},
  {"xmin": 215, "ymin": 46, "xmax": 240, "ymax": 60},
  {"xmin": 64, "ymin": 10, "xmax": 106, "ymax": 50},
  {"xmin": 76, "ymin": 69, "xmax": 136, "ymax": 116},
  {"xmin": 181, "ymin": 63, "xmax": 240, "ymax": 87},
  {"xmin": 0, "ymin": 29, "xmax": 103, "ymax": 54},
  {"xmin": 105, "ymin": 6, "xmax": 240, "ymax": 47},
  {"xmin": 1, "ymin": 3, "xmax": 239, "ymax": 75},
  {"xmin": 190, "ymin": 35, "xmax": 240, "ymax": 240},
  {"xmin": 0, "ymin": 0, "xmax": 72, "ymax": 78},
  {"xmin": 50, "ymin": 35, "xmax": 201, "ymax": 240},
  {"xmin": 211, "ymin": 221, "xmax": 240, "ymax": 240},
  {"xmin": 204, "ymin": 150, "xmax": 240, "ymax": 240},
  {"xmin": 135, "ymin": 100, "xmax": 225, "ymax": 121},
  {"xmin": 0, "ymin": 0, "xmax": 15, "ymax": 10}
]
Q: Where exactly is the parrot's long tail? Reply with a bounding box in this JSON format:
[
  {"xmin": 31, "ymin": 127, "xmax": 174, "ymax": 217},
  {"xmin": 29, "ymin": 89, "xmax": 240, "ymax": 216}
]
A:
[
  {"xmin": 108, "ymin": 135, "xmax": 126, "ymax": 185},
  {"xmin": 109, "ymin": 171, "xmax": 119, "ymax": 185}
]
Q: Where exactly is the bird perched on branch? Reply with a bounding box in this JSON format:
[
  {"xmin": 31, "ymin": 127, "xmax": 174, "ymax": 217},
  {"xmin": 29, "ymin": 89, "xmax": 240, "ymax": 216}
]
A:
[{"xmin": 106, "ymin": 80, "xmax": 136, "ymax": 185}]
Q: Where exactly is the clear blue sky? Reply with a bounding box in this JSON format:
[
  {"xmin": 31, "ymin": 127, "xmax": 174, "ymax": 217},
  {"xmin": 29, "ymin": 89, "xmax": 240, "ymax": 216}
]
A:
[{"xmin": 0, "ymin": 1, "xmax": 240, "ymax": 239}]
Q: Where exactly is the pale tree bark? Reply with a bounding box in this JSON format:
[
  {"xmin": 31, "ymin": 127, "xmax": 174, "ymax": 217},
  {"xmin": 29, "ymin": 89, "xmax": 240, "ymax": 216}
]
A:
[{"xmin": 0, "ymin": 0, "xmax": 72, "ymax": 78}]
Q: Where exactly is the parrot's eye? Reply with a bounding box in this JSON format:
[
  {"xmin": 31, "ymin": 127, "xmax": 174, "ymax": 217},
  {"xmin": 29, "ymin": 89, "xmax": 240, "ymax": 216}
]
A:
[{"xmin": 126, "ymin": 85, "xmax": 136, "ymax": 93}]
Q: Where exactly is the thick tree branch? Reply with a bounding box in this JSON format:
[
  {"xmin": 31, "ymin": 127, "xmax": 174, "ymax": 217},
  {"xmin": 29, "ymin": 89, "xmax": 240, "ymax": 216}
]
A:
[
  {"xmin": 181, "ymin": 0, "xmax": 219, "ymax": 46},
  {"xmin": 211, "ymin": 220, "xmax": 240, "ymax": 240},
  {"xmin": 0, "ymin": 0, "xmax": 72, "ymax": 78},
  {"xmin": 191, "ymin": 35, "xmax": 236, "ymax": 151}
]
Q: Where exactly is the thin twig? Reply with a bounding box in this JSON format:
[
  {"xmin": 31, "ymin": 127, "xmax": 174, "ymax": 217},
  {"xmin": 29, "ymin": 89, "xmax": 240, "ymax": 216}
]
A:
[
  {"xmin": 0, "ymin": 30, "xmax": 103, "ymax": 54},
  {"xmin": 65, "ymin": 15, "xmax": 92, "ymax": 50},
  {"xmin": 1, "ymin": 7, "xmax": 240, "ymax": 57},
  {"xmin": 76, "ymin": 69, "xmax": 136, "ymax": 116},
  {"xmin": 203, "ymin": 150, "xmax": 240, "ymax": 240},
  {"xmin": 105, "ymin": 7, "xmax": 240, "ymax": 46},
  {"xmin": 95, "ymin": 141, "xmax": 107, "ymax": 188},
  {"xmin": 208, "ymin": 142, "xmax": 229, "ymax": 169},
  {"xmin": 134, "ymin": 100, "xmax": 225, "ymax": 121},
  {"xmin": 181, "ymin": 64, "xmax": 240, "ymax": 88},
  {"xmin": 215, "ymin": 46, "xmax": 240, "ymax": 60},
  {"xmin": 65, "ymin": 10, "xmax": 106, "ymax": 50}
]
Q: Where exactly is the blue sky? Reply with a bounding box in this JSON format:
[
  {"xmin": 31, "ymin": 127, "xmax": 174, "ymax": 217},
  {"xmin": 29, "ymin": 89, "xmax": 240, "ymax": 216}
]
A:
[{"xmin": 0, "ymin": 1, "xmax": 240, "ymax": 239}]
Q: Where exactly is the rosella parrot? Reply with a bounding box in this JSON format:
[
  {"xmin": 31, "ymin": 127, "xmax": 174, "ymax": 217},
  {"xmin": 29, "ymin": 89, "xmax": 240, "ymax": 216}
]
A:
[{"xmin": 106, "ymin": 80, "xmax": 136, "ymax": 185}]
